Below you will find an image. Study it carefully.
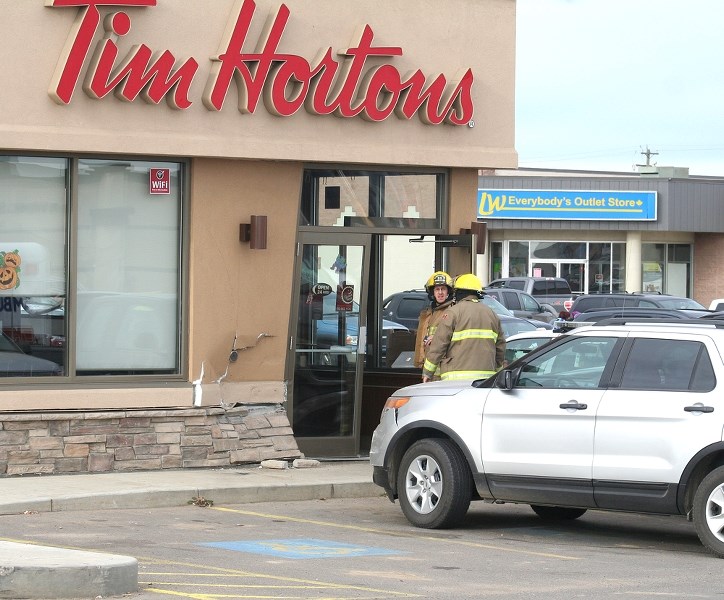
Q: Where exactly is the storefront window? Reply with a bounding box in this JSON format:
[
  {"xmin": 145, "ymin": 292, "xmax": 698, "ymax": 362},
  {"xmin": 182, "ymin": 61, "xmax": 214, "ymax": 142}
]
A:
[
  {"xmin": 642, "ymin": 243, "xmax": 665, "ymax": 293},
  {"xmin": 0, "ymin": 157, "xmax": 67, "ymax": 377},
  {"xmin": 508, "ymin": 242, "xmax": 529, "ymax": 277},
  {"xmin": 531, "ymin": 241, "xmax": 586, "ymax": 260},
  {"xmin": 300, "ymin": 169, "xmax": 443, "ymax": 229},
  {"xmin": 666, "ymin": 244, "xmax": 692, "ymax": 297},
  {"xmin": 490, "ymin": 242, "xmax": 503, "ymax": 280},
  {"xmin": 642, "ymin": 243, "xmax": 692, "ymax": 297},
  {"xmin": 76, "ymin": 160, "xmax": 181, "ymax": 375},
  {"xmin": 0, "ymin": 155, "xmax": 183, "ymax": 380},
  {"xmin": 504, "ymin": 240, "xmax": 626, "ymax": 293},
  {"xmin": 611, "ymin": 243, "xmax": 626, "ymax": 293}
]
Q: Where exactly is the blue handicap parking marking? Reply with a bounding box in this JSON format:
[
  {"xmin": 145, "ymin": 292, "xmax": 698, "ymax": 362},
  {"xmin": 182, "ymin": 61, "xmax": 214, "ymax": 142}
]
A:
[{"xmin": 200, "ymin": 538, "xmax": 403, "ymax": 559}]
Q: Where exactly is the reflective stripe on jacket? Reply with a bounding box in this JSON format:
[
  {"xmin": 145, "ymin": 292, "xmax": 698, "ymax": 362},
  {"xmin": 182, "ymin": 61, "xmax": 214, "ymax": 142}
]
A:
[{"xmin": 422, "ymin": 296, "xmax": 505, "ymax": 381}]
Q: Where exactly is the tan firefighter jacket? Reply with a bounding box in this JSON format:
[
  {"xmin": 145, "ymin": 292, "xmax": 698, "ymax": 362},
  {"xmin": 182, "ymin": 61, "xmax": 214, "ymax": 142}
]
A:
[
  {"xmin": 414, "ymin": 298, "xmax": 454, "ymax": 370},
  {"xmin": 422, "ymin": 296, "xmax": 505, "ymax": 381}
]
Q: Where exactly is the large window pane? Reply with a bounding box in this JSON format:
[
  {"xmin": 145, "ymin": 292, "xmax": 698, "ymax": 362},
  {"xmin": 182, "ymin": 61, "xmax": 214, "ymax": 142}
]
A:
[
  {"xmin": 508, "ymin": 241, "xmax": 529, "ymax": 277},
  {"xmin": 76, "ymin": 160, "xmax": 181, "ymax": 374},
  {"xmin": 300, "ymin": 169, "xmax": 442, "ymax": 228},
  {"xmin": 531, "ymin": 241, "xmax": 586, "ymax": 260},
  {"xmin": 383, "ymin": 174, "xmax": 439, "ymax": 219},
  {"xmin": 0, "ymin": 157, "xmax": 66, "ymax": 376}
]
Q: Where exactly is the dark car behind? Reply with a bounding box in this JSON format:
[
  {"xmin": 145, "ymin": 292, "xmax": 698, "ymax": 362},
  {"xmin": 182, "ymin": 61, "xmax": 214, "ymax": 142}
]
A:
[
  {"xmin": 571, "ymin": 292, "xmax": 705, "ymax": 313},
  {"xmin": 382, "ymin": 290, "xmax": 552, "ymax": 335},
  {"xmin": 573, "ymin": 307, "xmax": 711, "ymax": 322}
]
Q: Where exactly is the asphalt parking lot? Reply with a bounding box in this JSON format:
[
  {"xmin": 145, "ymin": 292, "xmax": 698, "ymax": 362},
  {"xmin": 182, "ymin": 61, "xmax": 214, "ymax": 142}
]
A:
[{"xmin": 1, "ymin": 494, "xmax": 721, "ymax": 599}]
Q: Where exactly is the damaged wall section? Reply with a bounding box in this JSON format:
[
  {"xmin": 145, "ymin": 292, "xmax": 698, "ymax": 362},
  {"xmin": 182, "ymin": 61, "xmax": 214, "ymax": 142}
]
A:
[{"xmin": 0, "ymin": 405, "xmax": 302, "ymax": 477}]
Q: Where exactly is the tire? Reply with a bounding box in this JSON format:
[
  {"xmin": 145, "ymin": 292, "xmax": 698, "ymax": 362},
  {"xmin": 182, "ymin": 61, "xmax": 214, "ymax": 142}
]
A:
[
  {"xmin": 693, "ymin": 466, "xmax": 724, "ymax": 558},
  {"xmin": 530, "ymin": 505, "xmax": 587, "ymax": 521},
  {"xmin": 397, "ymin": 438, "xmax": 472, "ymax": 529}
]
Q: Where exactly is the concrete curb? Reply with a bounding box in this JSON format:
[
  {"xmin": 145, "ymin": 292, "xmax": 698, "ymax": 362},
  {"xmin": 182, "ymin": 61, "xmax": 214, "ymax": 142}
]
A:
[
  {"xmin": 0, "ymin": 541, "xmax": 137, "ymax": 600},
  {"xmin": 0, "ymin": 481, "xmax": 382, "ymax": 515},
  {"xmin": 0, "ymin": 464, "xmax": 381, "ymax": 515}
]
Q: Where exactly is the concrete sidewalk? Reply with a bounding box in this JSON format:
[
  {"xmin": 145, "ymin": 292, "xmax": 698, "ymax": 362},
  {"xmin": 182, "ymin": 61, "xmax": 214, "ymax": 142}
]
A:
[{"xmin": 0, "ymin": 459, "xmax": 380, "ymax": 599}]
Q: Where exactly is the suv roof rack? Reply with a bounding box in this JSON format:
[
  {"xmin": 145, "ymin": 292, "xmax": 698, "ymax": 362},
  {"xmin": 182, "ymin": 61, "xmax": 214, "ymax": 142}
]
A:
[{"xmin": 592, "ymin": 317, "xmax": 724, "ymax": 329}]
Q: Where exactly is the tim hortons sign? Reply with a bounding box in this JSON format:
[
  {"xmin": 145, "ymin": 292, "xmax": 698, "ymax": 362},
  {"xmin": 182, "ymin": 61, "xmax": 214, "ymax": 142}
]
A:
[{"xmin": 46, "ymin": 0, "xmax": 475, "ymax": 125}]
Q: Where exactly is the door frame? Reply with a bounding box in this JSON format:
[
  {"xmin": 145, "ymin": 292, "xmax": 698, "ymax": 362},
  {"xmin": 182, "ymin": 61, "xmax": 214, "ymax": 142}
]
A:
[
  {"xmin": 530, "ymin": 259, "xmax": 587, "ymax": 294},
  {"xmin": 288, "ymin": 231, "xmax": 372, "ymax": 458}
]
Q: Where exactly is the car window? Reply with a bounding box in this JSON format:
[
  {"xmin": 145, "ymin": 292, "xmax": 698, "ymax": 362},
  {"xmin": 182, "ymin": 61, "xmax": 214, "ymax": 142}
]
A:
[
  {"xmin": 531, "ymin": 281, "xmax": 547, "ymax": 295},
  {"xmin": 508, "ymin": 281, "xmax": 525, "ymax": 290},
  {"xmin": 502, "ymin": 291, "xmax": 521, "ymax": 311},
  {"xmin": 552, "ymin": 282, "xmax": 571, "ymax": 294},
  {"xmin": 656, "ymin": 297, "xmax": 705, "ymax": 309},
  {"xmin": 638, "ymin": 299, "xmax": 657, "ymax": 308},
  {"xmin": 505, "ymin": 337, "xmax": 553, "ymax": 364},
  {"xmin": 0, "ymin": 333, "xmax": 21, "ymax": 353},
  {"xmin": 520, "ymin": 293, "xmax": 539, "ymax": 311},
  {"xmin": 500, "ymin": 319, "xmax": 536, "ymax": 338},
  {"xmin": 517, "ymin": 336, "xmax": 617, "ymax": 389},
  {"xmin": 574, "ymin": 297, "xmax": 596, "ymax": 312},
  {"xmin": 397, "ymin": 297, "xmax": 428, "ymax": 320},
  {"xmin": 620, "ymin": 338, "xmax": 716, "ymax": 392},
  {"xmin": 482, "ymin": 296, "xmax": 514, "ymax": 316}
]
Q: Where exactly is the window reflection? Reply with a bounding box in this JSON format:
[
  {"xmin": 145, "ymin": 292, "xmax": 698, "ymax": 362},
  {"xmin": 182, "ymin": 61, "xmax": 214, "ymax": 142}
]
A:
[
  {"xmin": 300, "ymin": 169, "xmax": 443, "ymax": 228},
  {"xmin": 0, "ymin": 157, "xmax": 67, "ymax": 377}
]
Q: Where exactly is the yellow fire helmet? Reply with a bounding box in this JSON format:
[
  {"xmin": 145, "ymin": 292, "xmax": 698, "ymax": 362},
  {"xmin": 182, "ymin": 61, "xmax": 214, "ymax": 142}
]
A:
[
  {"xmin": 453, "ymin": 273, "xmax": 483, "ymax": 292},
  {"xmin": 425, "ymin": 271, "xmax": 453, "ymax": 292}
]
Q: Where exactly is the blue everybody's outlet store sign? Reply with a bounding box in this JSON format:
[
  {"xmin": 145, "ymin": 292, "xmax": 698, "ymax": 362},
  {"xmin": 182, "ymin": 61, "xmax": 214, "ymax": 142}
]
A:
[{"xmin": 477, "ymin": 189, "xmax": 657, "ymax": 221}]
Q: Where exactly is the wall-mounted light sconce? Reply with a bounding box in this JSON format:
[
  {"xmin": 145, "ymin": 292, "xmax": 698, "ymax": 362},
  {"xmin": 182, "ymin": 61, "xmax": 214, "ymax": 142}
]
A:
[{"xmin": 239, "ymin": 215, "xmax": 267, "ymax": 249}]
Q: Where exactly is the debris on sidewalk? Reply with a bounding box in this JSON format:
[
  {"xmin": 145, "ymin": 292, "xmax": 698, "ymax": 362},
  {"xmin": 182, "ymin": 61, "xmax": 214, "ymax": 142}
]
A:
[
  {"xmin": 260, "ymin": 459, "xmax": 289, "ymax": 469},
  {"xmin": 292, "ymin": 459, "xmax": 320, "ymax": 468}
]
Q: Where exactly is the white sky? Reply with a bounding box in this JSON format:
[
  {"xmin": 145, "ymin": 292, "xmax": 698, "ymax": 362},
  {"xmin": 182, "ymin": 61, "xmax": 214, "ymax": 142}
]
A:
[{"xmin": 515, "ymin": 0, "xmax": 724, "ymax": 175}]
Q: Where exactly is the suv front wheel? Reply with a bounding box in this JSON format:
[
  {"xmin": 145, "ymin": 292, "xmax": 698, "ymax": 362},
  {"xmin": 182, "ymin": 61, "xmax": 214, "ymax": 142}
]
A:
[
  {"xmin": 693, "ymin": 466, "xmax": 724, "ymax": 558},
  {"xmin": 397, "ymin": 438, "xmax": 471, "ymax": 529}
]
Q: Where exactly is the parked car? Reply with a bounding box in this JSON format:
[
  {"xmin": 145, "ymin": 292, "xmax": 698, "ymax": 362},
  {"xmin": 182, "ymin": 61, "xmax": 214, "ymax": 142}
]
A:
[
  {"xmin": 316, "ymin": 294, "xmax": 408, "ymax": 355},
  {"xmin": 710, "ymin": 299, "xmax": 724, "ymax": 311},
  {"xmin": 370, "ymin": 317, "xmax": 724, "ymax": 558},
  {"xmin": 503, "ymin": 329, "xmax": 560, "ymax": 364},
  {"xmin": 382, "ymin": 290, "xmax": 552, "ymax": 334},
  {"xmin": 486, "ymin": 277, "xmax": 576, "ymax": 312},
  {"xmin": 483, "ymin": 288, "xmax": 558, "ymax": 323},
  {"xmin": 573, "ymin": 307, "xmax": 711, "ymax": 323},
  {"xmin": 0, "ymin": 331, "xmax": 62, "ymax": 376},
  {"xmin": 571, "ymin": 292, "xmax": 705, "ymax": 313}
]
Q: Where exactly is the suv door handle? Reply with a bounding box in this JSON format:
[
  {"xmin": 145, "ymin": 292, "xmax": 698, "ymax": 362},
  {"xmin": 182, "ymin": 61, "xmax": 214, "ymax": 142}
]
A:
[
  {"xmin": 684, "ymin": 405, "xmax": 714, "ymax": 413},
  {"xmin": 559, "ymin": 401, "xmax": 587, "ymax": 410}
]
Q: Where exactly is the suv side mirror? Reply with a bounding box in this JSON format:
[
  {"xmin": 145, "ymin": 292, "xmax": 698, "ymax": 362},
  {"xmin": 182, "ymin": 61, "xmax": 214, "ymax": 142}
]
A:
[{"xmin": 495, "ymin": 369, "xmax": 514, "ymax": 390}]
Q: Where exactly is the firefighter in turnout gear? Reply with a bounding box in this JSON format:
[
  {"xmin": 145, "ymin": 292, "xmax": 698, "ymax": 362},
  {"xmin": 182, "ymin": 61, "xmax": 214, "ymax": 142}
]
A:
[
  {"xmin": 422, "ymin": 273, "xmax": 505, "ymax": 383},
  {"xmin": 414, "ymin": 271, "xmax": 454, "ymax": 376}
]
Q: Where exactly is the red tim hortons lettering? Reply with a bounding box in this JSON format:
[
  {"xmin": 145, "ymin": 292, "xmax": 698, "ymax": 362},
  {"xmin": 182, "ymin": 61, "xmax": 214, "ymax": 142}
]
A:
[
  {"xmin": 47, "ymin": 0, "xmax": 198, "ymax": 108},
  {"xmin": 85, "ymin": 11, "xmax": 198, "ymax": 108},
  {"xmin": 203, "ymin": 0, "xmax": 474, "ymax": 124},
  {"xmin": 46, "ymin": 0, "xmax": 156, "ymax": 104},
  {"xmin": 47, "ymin": 0, "xmax": 475, "ymax": 125}
]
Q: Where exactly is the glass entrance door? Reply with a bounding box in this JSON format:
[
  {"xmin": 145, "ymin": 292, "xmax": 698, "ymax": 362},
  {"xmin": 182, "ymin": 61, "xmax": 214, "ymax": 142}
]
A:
[
  {"xmin": 531, "ymin": 260, "xmax": 586, "ymax": 294},
  {"xmin": 290, "ymin": 233, "xmax": 370, "ymax": 457}
]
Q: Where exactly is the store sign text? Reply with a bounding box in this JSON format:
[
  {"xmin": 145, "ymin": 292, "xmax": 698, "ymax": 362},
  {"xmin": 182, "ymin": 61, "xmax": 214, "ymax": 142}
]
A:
[
  {"xmin": 46, "ymin": 0, "xmax": 474, "ymax": 125},
  {"xmin": 477, "ymin": 189, "xmax": 658, "ymax": 221}
]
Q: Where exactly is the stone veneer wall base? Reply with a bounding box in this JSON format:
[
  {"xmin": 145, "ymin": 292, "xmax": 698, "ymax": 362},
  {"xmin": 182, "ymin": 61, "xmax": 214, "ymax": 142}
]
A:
[{"xmin": 0, "ymin": 405, "xmax": 302, "ymax": 477}]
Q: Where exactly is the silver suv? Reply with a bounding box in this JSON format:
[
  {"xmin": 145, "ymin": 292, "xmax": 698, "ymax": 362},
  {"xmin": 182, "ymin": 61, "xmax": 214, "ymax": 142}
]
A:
[{"xmin": 370, "ymin": 319, "xmax": 724, "ymax": 558}]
